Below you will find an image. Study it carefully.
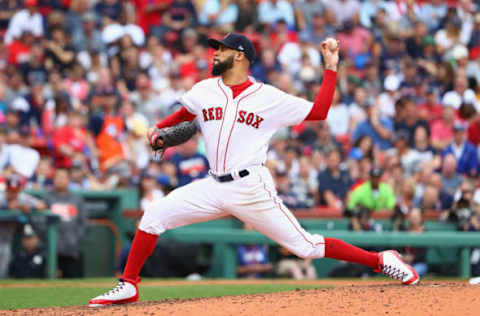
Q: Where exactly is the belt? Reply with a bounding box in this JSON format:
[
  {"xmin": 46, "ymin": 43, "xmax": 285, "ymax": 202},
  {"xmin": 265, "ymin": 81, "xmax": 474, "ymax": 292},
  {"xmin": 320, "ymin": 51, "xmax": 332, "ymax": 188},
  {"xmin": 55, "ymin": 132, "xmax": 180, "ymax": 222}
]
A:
[{"xmin": 210, "ymin": 169, "xmax": 250, "ymax": 182}]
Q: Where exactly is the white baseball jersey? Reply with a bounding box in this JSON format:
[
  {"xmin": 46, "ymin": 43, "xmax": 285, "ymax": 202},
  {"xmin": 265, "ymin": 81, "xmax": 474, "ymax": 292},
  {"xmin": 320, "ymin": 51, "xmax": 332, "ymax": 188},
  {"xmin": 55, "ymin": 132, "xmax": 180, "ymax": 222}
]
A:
[
  {"xmin": 179, "ymin": 77, "xmax": 313, "ymax": 174},
  {"xmin": 139, "ymin": 76, "xmax": 326, "ymax": 262}
]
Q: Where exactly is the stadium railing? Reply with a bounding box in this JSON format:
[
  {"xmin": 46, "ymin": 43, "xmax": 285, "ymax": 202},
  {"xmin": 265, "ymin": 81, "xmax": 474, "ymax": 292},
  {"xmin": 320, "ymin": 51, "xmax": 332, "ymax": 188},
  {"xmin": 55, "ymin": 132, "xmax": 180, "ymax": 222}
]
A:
[{"xmin": 162, "ymin": 223, "xmax": 480, "ymax": 278}]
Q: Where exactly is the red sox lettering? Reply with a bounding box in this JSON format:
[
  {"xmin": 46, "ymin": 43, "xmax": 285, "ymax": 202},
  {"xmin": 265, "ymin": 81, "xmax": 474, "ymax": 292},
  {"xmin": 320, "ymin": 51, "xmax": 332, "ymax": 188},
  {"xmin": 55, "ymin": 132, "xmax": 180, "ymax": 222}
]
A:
[
  {"xmin": 237, "ymin": 110, "xmax": 264, "ymax": 128},
  {"xmin": 202, "ymin": 107, "xmax": 264, "ymax": 128},
  {"xmin": 202, "ymin": 107, "xmax": 223, "ymax": 121}
]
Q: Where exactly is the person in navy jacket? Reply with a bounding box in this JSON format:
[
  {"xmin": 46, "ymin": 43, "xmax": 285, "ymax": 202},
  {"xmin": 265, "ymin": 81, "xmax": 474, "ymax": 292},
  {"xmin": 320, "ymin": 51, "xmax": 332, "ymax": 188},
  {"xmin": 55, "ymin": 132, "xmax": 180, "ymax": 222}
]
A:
[
  {"xmin": 170, "ymin": 135, "xmax": 209, "ymax": 187},
  {"xmin": 443, "ymin": 121, "xmax": 479, "ymax": 177}
]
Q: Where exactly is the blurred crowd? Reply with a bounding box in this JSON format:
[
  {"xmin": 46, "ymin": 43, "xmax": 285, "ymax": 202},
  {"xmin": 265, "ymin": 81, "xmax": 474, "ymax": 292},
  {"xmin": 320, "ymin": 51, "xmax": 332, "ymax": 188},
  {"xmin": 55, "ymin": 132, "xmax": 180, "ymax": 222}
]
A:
[{"xmin": 1, "ymin": 0, "xmax": 480, "ymax": 278}]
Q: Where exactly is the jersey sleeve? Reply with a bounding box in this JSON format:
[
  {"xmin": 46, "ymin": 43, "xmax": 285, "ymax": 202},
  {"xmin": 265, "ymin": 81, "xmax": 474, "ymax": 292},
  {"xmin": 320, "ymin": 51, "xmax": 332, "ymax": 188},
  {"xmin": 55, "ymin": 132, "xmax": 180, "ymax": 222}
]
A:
[
  {"xmin": 274, "ymin": 89, "xmax": 314, "ymax": 128},
  {"xmin": 178, "ymin": 85, "xmax": 199, "ymax": 115}
]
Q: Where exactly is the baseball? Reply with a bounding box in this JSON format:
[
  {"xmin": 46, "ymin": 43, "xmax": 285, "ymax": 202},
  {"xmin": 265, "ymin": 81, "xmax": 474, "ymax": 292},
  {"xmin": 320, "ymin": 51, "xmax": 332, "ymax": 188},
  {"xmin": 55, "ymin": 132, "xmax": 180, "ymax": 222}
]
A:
[{"xmin": 323, "ymin": 37, "xmax": 338, "ymax": 51}]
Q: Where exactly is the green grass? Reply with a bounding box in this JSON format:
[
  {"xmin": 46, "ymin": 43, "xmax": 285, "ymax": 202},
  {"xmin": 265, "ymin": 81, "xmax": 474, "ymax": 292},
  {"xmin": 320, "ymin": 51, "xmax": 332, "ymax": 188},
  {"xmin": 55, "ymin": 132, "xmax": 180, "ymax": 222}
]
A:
[{"xmin": 0, "ymin": 279, "xmax": 322, "ymax": 310}]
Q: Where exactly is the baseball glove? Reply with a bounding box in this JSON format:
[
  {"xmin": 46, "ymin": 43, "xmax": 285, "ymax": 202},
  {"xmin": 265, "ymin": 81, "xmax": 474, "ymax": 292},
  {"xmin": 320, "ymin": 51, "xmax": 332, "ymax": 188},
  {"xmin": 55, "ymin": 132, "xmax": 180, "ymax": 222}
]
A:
[{"xmin": 149, "ymin": 121, "xmax": 199, "ymax": 159}]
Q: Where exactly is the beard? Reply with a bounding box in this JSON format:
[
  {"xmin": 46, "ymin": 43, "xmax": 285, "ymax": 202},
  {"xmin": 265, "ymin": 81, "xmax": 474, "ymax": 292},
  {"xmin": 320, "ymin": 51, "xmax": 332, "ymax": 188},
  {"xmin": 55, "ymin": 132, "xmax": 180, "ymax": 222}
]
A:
[{"xmin": 211, "ymin": 55, "xmax": 234, "ymax": 76}]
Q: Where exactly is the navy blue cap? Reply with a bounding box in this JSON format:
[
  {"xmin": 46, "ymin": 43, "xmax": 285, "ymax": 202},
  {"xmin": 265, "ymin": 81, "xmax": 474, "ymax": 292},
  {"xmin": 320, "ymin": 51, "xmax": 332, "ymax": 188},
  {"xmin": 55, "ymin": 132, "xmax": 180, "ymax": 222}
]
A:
[
  {"xmin": 208, "ymin": 33, "xmax": 256, "ymax": 64},
  {"xmin": 453, "ymin": 121, "xmax": 467, "ymax": 131}
]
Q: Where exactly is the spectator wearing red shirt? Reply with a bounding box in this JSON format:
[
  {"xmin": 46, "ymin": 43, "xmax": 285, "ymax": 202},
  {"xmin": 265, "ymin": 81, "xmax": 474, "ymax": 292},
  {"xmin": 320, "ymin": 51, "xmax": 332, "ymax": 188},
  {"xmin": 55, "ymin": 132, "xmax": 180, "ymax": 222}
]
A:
[
  {"xmin": 269, "ymin": 19, "xmax": 299, "ymax": 49},
  {"xmin": 63, "ymin": 63, "xmax": 90, "ymax": 108},
  {"xmin": 134, "ymin": 0, "xmax": 173, "ymax": 35},
  {"xmin": 468, "ymin": 115, "xmax": 480, "ymax": 146},
  {"xmin": 430, "ymin": 106, "xmax": 456, "ymax": 150},
  {"xmin": 418, "ymin": 89, "xmax": 443, "ymax": 124},
  {"xmin": 52, "ymin": 111, "xmax": 89, "ymax": 168},
  {"xmin": 337, "ymin": 19, "xmax": 372, "ymax": 59},
  {"xmin": 7, "ymin": 30, "xmax": 33, "ymax": 66},
  {"xmin": 42, "ymin": 92, "xmax": 71, "ymax": 136}
]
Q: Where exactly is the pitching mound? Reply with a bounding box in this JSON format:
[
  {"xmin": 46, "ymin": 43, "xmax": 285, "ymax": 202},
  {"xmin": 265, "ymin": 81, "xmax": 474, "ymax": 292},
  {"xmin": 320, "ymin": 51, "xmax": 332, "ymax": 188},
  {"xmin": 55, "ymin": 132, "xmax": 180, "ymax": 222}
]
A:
[{"xmin": 3, "ymin": 280, "xmax": 479, "ymax": 316}]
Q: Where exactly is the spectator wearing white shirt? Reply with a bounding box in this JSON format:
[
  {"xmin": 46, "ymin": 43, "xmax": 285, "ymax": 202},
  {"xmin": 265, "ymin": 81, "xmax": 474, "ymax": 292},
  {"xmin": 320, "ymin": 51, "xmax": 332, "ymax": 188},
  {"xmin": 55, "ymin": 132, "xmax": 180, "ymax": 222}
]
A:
[
  {"xmin": 290, "ymin": 156, "xmax": 318, "ymax": 209},
  {"xmin": 140, "ymin": 170, "xmax": 165, "ymax": 212},
  {"xmin": 199, "ymin": 0, "xmax": 239, "ymax": 27},
  {"xmin": 326, "ymin": 89, "xmax": 351, "ymax": 137},
  {"xmin": 418, "ymin": 0, "xmax": 447, "ymax": 32},
  {"xmin": 294, "ymin": 0, "xmax": 325, "ymax": 31},
  {"xmin": 456, "ymin": 0, "xmax": 476, "ymax": 46},
  {"xmin": 258, "ymin": 0, "xmax": 295, "ymax": 29},
  {"xmin": 434, "ymin": 15, "xmax": 462, "ymax": 57},
  {"xmin": 4, "ymin": 129, "xmax": 40, "ymax": 178},
  {"xmin": 277, "ymin": 38, "xmax": 320, "ymax": 76},
  {"xmin": 323, "ymin": 0, "xmax": 360, "ymax": 27},
  {"xmin": 349, "ymin": 87, "xmax": 369, "ymax": 131},
  {"xmin": 4, "ymin": 0, "xmax": 44, "ymax": 45},
  {"xmin": 378, "ymin": 75, "xmax": 400, "ymax": 118},
  {"xmin": 381, "ymin": 0, "xmax": 420, "ymax": 25},
  {"xmin": 129, "ymin": 73, "xmax": 165, "ymax": 124},
  {"xmin": 387, "ymin": 130, "xmax": 421, "ymax": 176},
  {"xmin": 359, "ymin": 0, "xmax": 385, "ymax": 29}
]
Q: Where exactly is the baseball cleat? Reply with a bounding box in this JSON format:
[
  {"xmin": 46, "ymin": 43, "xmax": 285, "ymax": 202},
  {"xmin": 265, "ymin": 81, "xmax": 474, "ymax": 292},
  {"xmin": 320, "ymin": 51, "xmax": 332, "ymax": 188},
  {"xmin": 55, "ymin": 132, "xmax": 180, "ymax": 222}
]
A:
[
  {"xmin": 375, "ymin": 250, "xmax": 420, "ymax": 285},
  {"xmin": 89, "ymin": 279, "xmax": 138, "ymax": 307},
  {"xmin": 469, "ymin": 277, "xmax": 480, "ymax": 285}
]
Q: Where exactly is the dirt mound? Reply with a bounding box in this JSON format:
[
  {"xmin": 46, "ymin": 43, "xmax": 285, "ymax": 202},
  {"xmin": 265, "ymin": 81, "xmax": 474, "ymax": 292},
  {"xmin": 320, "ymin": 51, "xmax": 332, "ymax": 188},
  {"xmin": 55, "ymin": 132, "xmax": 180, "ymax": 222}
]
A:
[{"xmin": 3, "ymin": 281, "xmax": 479, "ymax": 316}]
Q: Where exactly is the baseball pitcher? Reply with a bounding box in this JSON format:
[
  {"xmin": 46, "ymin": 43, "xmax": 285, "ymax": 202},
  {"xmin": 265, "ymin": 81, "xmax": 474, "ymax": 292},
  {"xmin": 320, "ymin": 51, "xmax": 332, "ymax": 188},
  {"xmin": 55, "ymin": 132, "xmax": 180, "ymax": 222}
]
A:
[{"xmin": 90, "ymin": 33, "xmax": 418, "ymax": 307}]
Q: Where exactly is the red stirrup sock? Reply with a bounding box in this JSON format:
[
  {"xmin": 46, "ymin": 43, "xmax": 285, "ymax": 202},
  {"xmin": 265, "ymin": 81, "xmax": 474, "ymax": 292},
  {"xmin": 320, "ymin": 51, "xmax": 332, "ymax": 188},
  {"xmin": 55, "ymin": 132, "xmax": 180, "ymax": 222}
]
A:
[
  {"xmin": 122, "ymin": 229, "xmax": 159, "ymax": 284},
  {"xmin": 324, "ymin": 237, "xmax": 379, "ymax": 269}
]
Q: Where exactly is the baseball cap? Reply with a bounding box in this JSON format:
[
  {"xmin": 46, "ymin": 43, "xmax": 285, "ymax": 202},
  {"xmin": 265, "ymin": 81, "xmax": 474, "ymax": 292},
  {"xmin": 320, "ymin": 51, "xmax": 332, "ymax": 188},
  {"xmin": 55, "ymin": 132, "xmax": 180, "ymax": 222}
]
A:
[
  {"xmin": 392, "ymin": 130, "xmax": 410, "ymax": 143},
  {"xmin": 208, "ymin": 33, "xmax": 256, "ymax": 64},
  {"xmin": 422, "ymin": 35, "xmax": 435, "ymax": 46},
  {"xmin": 22, "ymin": 224, "xmax": 36, "ymax": 238},
  {"xmin": 157, "ymin": 174, "xmax": 171, "ymax": 187},
  {"xmin": 83, "ymin": 12, "xmax": 96, "ymax": 23},
  {"xmin": 141, "ymin": 169, "xmax": 157, "ymax": 179},
  {"xmin": 453, "ymin": 121, "xmax": 467, "ymax": 131},
  {"xmin": 442, "ymin": 92, "xmax": 462, "ymax": 108},
  {"xmin": 384, "ymin": 75, "xmax": 400, "ymax": 91},
  {"xmin": 124, "ymin": 24, "xmax": 145, "ymax": 47},
  {"xmin": 275, "ymin": 170, "xmax": 288, "ymax": 178},
  {"xmin": 452, "ymin": 44, "xmax": 469, "ymax": 60},
  {"xmin": 71, "ymin": 160, "xmax": 84, "ymax": 169},
  {"xmin": 102, "ymin": 23, "xmax": 125, "ymax": 44},
  {"xmin": 343, "ymin": 20, "xmax": 354, "ymax": 32}
]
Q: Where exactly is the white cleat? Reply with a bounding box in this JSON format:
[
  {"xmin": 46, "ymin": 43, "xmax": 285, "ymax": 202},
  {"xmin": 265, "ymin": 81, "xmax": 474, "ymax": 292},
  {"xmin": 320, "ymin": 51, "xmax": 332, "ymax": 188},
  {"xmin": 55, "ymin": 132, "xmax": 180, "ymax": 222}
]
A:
[
  {"xmin": 376, "ymin": 250, "xmax": 420, "ymax": 285},
  {"xmin": 89, "ymin": 279, "xmax": 139, "ymax": 307},
  {"xmin": 469, "ymin": 277, "xmax": 480, "ymax": 285}
]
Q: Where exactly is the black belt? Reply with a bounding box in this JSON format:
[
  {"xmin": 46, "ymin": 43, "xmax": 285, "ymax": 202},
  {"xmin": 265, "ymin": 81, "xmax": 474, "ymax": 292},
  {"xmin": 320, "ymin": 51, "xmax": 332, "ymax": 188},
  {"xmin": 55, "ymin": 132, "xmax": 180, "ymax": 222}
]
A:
[{"xmin": 211, "ymin": 169, "xmax": 250, "ymax": 182}]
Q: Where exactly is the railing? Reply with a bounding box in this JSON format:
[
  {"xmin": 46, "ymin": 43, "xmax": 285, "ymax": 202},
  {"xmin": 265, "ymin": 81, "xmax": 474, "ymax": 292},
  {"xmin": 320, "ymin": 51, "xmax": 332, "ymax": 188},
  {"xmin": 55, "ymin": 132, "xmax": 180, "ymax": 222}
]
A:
[{"xmin": 163, "ymin": 227, "xmax": 480, "ymax": 278}]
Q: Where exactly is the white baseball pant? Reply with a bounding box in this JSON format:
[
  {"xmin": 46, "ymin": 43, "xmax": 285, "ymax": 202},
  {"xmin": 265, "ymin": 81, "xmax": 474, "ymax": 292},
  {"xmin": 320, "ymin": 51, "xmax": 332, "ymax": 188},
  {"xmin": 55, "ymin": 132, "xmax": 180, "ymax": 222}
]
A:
[{"xmin": 139, "ymin": 165, "xmax": 325, "ymax": 259}]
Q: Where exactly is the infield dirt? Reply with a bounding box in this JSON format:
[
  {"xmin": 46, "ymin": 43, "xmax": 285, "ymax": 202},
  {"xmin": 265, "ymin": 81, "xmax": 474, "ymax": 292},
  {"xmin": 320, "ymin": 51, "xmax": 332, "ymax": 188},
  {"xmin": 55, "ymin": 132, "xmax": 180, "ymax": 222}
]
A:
[{"xmin": 2, "ymin": 280, "xmax": 479, "ymax": 316}]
